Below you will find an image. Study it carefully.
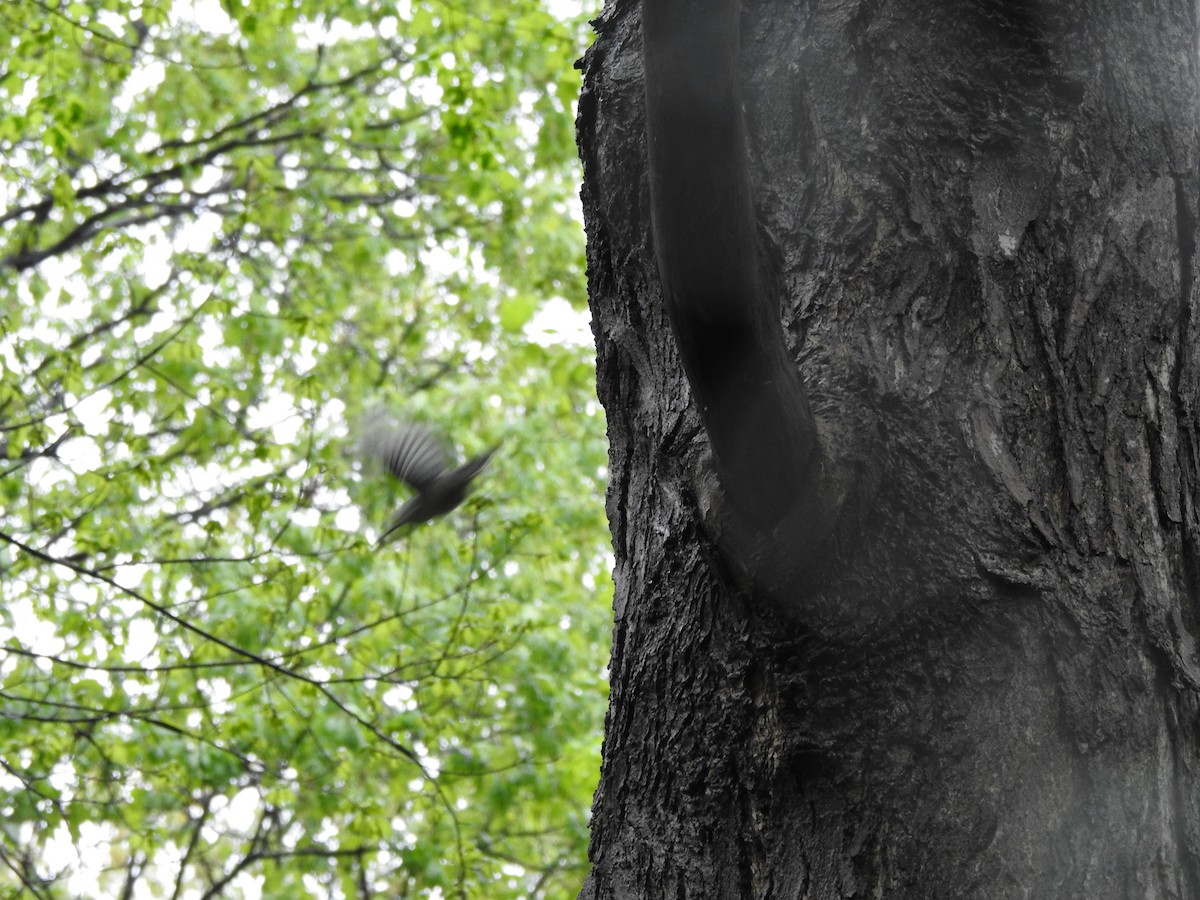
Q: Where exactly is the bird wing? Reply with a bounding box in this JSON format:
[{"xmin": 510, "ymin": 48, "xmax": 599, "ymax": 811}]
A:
[{"xmin": 360, "ymin": 421, "xmax": 449, "ymax": 491}]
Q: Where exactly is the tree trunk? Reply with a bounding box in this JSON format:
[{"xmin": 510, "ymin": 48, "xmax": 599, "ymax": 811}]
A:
[{"xmin": 577, "ymin": 0, "xmax": 1200, "ymax": 897}]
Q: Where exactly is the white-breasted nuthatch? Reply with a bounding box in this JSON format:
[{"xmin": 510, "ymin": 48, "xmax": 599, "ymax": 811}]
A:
[{"xmin": 358, "ymin": 419, "xmax": 496, "ymax": 543}]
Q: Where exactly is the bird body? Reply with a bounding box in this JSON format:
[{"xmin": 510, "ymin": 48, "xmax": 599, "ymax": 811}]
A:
[{"xmin": 358, "ymin": 420, "xmax": 496, "ymax": 542}]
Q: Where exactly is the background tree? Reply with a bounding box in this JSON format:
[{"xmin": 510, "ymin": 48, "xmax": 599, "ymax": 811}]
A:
[
  {"xmin": 579, "ymin": 0, "xmax": 1200, "ymax": 896},
  {"xmin": 0, "ymin": 1, "xmax": 609, "ymax": 897}
]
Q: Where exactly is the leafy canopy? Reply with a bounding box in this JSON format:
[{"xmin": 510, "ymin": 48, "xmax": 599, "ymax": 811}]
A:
[{"xmin": 0, "ymin": 0, "xmax": 608, "ymax": 896}]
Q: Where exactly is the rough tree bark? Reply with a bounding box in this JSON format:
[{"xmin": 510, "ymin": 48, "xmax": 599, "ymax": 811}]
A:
[{"xmin": 577, "ymin": 0, "xmax": 1200, "ymax": 897}]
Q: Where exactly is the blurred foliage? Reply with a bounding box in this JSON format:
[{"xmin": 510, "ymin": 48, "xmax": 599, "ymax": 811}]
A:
[{"xmin": 0, "ymin": 0, "xmax": 608, "ymax": 897}]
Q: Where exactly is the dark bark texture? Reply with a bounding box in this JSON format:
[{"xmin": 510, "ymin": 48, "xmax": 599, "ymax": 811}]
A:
[
  {"xmin": 642, "ymin": 0, "xmax": 823, "ymax": 535},
  {"xmin": 578, "ymin": 0, "xmax": 1200, "ymax": 897}
]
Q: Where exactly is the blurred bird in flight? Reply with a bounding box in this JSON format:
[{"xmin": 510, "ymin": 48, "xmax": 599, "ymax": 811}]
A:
[{"xmin": 358, "ymin": 418, "xmax": 496, "ymax": 544}]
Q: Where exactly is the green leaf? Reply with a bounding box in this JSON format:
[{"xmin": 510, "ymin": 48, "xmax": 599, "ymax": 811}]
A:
[{"xmin": 498, "ymin": 293, "xmax": 538, "ymax": 333}]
